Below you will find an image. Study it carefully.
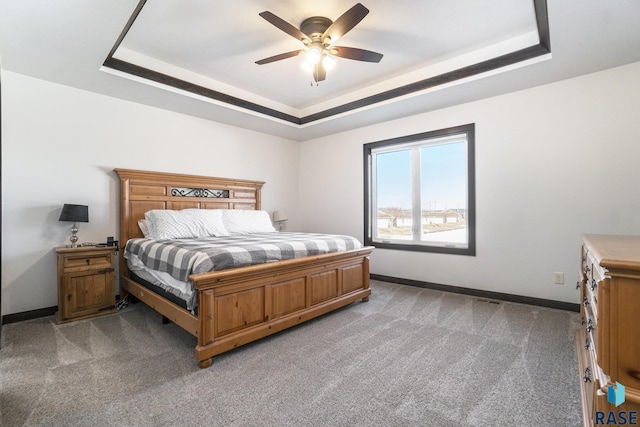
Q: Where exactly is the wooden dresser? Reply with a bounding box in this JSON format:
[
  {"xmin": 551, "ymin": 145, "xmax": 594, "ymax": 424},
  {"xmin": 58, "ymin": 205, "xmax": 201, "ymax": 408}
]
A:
[{"xmin": 577, "ymin": 234, "xmax": 640, "ymax": 426}]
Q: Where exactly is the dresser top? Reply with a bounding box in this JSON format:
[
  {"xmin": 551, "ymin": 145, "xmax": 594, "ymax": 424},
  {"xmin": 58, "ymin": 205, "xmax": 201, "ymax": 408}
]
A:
[{"xmin": 583, "ymin": 234, "xmax": 640, "ymax": 272}]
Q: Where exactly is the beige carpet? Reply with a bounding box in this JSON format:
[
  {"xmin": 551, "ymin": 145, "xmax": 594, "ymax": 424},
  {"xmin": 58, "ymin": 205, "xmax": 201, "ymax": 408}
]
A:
[{"xmin": 0, "ymin": 280, "xmax": 582, "ymax": 426}]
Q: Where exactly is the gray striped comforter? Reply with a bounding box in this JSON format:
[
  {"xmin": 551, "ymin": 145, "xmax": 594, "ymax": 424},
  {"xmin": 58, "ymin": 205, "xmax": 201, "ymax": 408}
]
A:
[{"xmin": 124, "ymin": 232, "xmax": 363, "ymax": 282}]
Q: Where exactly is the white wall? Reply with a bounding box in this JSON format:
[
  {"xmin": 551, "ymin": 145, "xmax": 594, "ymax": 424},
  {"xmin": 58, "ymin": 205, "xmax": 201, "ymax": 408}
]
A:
[
  {"xmin": 299, "ymin": 61, "xmax": 640, "ymax": 304},
  {"xmin": 1, "ymin": 71, "xmax": 300, "ymax": 315},
  {"xmin": 3, "ymin": 62, "xmax": 639, "ymax": 315}
]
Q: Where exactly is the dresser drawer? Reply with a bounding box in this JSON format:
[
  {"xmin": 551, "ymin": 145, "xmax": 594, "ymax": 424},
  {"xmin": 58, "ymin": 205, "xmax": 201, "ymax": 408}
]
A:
[
  {"xmin": 583, "ymin": 297, "xmax": 597, "ymax": 340},
  {"xmin": 582, "ymin": 285, "xmax": 598, "ymax": 324},
  {"xmin": 577, "ymin": 329, "xmax": 599, "ymax": 424}
]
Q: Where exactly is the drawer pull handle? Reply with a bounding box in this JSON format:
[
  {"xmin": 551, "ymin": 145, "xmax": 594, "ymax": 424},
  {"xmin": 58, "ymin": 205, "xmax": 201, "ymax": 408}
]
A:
[
  {"xmin": 583, "ymin": 297, "xmax": 589, "ymax": 307},
  {"xmin": 583, "ymin": 367, "xmax": 592, "ymax": 383},
  {"xmin": 591, "ymin": 280, "xmax": 597, "ymax": 292},
  {"xmin": 586, "ymin": 319, "xmax": 595, "ymax": 333},
  {"xmin": 86, "ymin": 258, "xmax": 91, "ymax": 265},
  {"xmin": 584, "ymin": 265, "xmax": 590, "ymax": 275}
]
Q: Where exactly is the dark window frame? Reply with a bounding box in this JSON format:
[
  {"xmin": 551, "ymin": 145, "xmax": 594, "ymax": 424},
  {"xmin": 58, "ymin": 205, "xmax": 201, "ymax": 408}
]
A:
[{"xmin": 363, "ymin": 123, "xmax": 476, "ymax": 256}]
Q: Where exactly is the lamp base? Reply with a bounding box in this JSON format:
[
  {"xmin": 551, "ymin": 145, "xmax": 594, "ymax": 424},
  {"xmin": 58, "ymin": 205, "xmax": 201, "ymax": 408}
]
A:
[{"xmin": 68, "ymin": 223, "xmax": 79, "ymax": 247}]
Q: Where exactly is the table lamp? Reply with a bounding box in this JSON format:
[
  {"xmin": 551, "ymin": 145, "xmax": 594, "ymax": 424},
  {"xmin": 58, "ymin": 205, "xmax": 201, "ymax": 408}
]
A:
[
  {"xmin": 59, "ymin": 204, "xmax": 89, "ymax": 247},
  {"xmin": 273, "ymin": 210, "xmax": 288, "ymax": 231}
]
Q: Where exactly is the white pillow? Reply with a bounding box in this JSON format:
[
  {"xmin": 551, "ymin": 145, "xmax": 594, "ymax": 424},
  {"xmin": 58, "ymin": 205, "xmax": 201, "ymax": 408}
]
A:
[
  {"xmin": 221, "ymin": 209, "xmax": 276, "ymax": 234},
  {"xmin": 144, "ymin": 209, "xmax": 229, "ymax": 240},
  {"xmin": 138, "ymin": 219, "xmax": 150, "ymax": 237}
]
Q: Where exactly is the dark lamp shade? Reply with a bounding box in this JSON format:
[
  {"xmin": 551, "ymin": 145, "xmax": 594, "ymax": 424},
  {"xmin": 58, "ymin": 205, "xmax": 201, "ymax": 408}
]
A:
[{"xmin": 59, "ymin": 204, "xmax": 89, "ymax": 223}]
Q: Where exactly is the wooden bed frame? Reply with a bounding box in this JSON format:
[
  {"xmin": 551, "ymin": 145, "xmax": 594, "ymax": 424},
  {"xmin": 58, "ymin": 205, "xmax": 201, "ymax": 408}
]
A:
[{"xmin": 115, "ymin": 168, "xmax": 373, "ymax": 368}]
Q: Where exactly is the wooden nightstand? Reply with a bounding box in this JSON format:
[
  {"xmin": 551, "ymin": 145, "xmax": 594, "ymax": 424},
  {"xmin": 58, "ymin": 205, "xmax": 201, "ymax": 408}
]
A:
[{"xmin": 55, "ymin": 246, "xmax": 117, "ymax": 324}]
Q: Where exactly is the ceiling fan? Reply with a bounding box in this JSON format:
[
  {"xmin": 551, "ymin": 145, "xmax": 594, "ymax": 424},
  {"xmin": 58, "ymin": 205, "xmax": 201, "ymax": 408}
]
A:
[{"xmin": 255, "ymin": 3, "xmax": 383, "ymax": 84}]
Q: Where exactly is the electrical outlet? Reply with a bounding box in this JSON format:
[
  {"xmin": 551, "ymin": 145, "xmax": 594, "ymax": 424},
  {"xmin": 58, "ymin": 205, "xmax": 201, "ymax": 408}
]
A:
[{"xmin": 554, "ymin": 272, "xmax": 564, "ymax": 285}]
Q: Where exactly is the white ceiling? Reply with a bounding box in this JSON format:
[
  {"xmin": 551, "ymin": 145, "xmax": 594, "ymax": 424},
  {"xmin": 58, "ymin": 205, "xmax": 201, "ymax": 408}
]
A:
[{"xmin": 1, "ymin": 1, "xmax": 639, "ymax": 141}]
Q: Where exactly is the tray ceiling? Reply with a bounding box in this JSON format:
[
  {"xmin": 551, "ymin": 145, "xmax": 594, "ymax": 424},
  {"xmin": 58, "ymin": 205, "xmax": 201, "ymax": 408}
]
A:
[{"xmin": 1, "ymin": 0, "xmax": 639, "ymax": 140}]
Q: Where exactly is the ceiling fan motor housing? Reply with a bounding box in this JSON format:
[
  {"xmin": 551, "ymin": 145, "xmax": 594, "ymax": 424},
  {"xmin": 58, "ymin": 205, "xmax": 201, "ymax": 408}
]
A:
[{"xmin": 300, "ymin": 16, "xmax": 333, "ymax": 42}]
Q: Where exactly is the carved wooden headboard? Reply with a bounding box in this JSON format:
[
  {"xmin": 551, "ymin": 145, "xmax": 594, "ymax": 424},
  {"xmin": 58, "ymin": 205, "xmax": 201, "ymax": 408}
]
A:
[{"xmin": 114, "ymin": 168, "xmax": 265, "ymax": 276}]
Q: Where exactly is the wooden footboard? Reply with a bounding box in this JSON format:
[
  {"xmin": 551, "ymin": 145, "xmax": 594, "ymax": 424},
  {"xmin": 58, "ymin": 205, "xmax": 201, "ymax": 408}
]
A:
[
  {"xmin": 192, "ymin": 247, "xmax": 373, "ymax": 368},
  {"xmin": 120, "ymin": 247, "xmax": 372, "ymax": 368}
]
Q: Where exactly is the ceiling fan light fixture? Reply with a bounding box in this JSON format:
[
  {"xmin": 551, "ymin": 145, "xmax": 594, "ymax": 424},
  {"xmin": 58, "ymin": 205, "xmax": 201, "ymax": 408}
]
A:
[
  {"xmin": 306, "ymin": 47, "xmax": 322, "ymax": 65},
  {"xmin": 301, "ymin": 61, "xmax": 314, "ymax": 73},
  {"xmin": 322, "ymin": 55, "xmax": 336, "ymax": 71}
]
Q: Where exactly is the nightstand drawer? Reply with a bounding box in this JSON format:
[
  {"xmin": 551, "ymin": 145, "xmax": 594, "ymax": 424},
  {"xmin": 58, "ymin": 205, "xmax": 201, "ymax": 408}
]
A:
[{"xmin": 63, "ymin": 251, "xmax": 113, "ymax": 270}]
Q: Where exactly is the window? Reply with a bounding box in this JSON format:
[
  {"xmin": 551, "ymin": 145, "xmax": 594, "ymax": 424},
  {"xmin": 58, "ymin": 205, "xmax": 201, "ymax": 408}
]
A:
[{"xmin": 364, "ymin": 124, "xmax": 475, "ymax": 255}]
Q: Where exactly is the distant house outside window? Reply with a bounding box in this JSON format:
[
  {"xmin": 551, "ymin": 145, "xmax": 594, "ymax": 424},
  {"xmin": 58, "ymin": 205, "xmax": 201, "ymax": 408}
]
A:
[{"xmin": 364, "ymin": 124, "xmax": 476, "ymax": 255}]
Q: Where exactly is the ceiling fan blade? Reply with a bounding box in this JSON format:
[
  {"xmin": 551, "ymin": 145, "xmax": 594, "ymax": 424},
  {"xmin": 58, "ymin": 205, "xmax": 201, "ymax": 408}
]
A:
[
  {"xmin": 313, "ymin": 63, "xmax": 326, "ymax": 82},
  {"xmin": 332, "ymin": 46, "xmax": 383, "ymax": 63},
  {"xmin": 322, "ymin": 3, "xmax": 369, "ymax": 44},
  {"xmin": 255, "ymin": 50, "xmax": 305, "ymax": 65},
  {"xmin": 259, "ymin": 11, "xmax": 311, "ymax": 44}
]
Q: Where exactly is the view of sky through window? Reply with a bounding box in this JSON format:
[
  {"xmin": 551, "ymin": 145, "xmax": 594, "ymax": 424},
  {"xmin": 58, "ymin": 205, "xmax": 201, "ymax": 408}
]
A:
[{"xmin": 375, "ymin": 141, "xmax": 466, "ymax": 211}]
